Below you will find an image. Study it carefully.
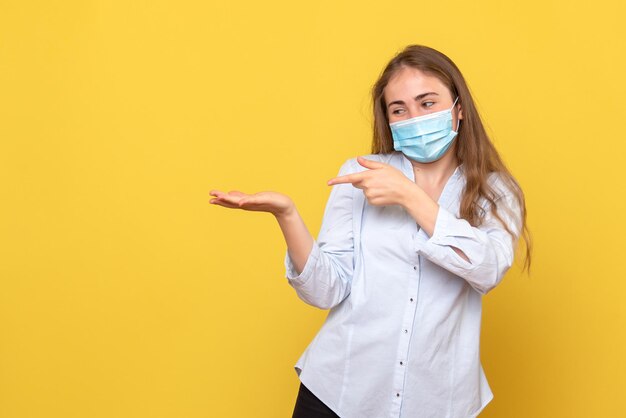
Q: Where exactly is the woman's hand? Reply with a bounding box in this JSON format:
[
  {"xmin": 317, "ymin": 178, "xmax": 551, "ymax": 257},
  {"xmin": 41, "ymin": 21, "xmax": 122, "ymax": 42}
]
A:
[
  {"xmin": 327, "ymin": 157, "xmax": 416, "ymax": 207},
  {"xmin": 209, "ymin": 190, "xmax": 295, "ymax": 218}
]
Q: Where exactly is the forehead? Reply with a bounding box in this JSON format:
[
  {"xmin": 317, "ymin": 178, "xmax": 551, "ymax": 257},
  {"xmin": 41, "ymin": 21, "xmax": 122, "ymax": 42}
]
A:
[{"xmin": 383, "ymin": 66, "xmax": 450, "ymax": 102}]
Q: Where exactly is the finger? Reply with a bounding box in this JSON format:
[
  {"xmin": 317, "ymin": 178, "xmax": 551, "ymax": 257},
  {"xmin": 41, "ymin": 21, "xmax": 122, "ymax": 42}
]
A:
[
  {"xmin": 228, "ymin": 190, "xmax": 246, "ymax": 197},
  {"xmin": 328, "ymin": 173, "xmax": 365, "ymax": 186},
  {"xmin": 357, "ymin": 156, "xmax": 385, "ymax": 170},
  {"xmin": 210, "ymin": 190, "xmax": 247, "ymax": 199},
  {"xmin": 209, "ymin": 199, "xmax": 241, "ymax": 209},
  {"xmin": 237, "ymin": 197, "xmax": 254, "ymax": 207},
  {"xmin": 213, "ymin": 194, "xmax": 244, "ymax": 205},
  {"xmin": 238, "ymin": 194, "xmax": 267, "ymax": 207},
  {"xmin": 209, "ymin": 190, "xmax": 224, "ymax": 197}
]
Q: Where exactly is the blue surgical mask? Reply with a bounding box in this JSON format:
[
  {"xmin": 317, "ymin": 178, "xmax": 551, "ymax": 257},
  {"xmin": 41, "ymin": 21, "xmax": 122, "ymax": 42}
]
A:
[{"xmin": 389, "ymin": 97, "xmax": 460, "ymax": 163}]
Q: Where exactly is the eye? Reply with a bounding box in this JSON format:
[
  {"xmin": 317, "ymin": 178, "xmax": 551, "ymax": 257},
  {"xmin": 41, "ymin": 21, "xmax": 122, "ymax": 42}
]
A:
[
  {"xmin": 422, "ymin": 101, "xmax": 435, "ymax": 108},
  {"xmin": 391, "ymin": 107, "xmax": 406, "ymax": 115}
]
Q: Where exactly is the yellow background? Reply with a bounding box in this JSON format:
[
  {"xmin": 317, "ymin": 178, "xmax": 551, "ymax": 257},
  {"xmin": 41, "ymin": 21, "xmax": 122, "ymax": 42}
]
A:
[{"xmin": 1, "ymin": 0, "xmax": 625, "ymax": 417}]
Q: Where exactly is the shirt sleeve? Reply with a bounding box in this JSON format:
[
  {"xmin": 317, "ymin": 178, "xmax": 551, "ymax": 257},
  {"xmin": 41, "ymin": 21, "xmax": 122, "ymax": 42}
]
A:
[
  {"xmin": 284, "ymin": 159, "xmax": 356, "ymax": 309},
  {"xmin": 414, "ymin": 175, "xmax": 523, "ymax": 295}
]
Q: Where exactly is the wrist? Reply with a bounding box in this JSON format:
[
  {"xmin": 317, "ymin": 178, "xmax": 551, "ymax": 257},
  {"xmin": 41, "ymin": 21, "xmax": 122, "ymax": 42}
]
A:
[
  {"xmin": 274, "ymin": 202, "xmax": 297, "ymax": 222},
  {"xmin": 400, "ymin": 181, "xmax": 422, "ymax": 208}
]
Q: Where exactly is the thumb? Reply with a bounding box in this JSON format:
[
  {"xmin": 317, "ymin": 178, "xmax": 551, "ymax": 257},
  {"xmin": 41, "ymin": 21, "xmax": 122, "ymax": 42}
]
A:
[{"xmin": 357, "ymin": 156, "xmax": 385, "ymax": 170}]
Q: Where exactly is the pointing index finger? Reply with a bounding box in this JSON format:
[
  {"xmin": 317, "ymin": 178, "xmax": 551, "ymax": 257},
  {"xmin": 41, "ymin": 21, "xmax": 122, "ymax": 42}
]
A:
[{"xmin": 327, "ymin": 172, "xmax": 364, "ymax": 186}]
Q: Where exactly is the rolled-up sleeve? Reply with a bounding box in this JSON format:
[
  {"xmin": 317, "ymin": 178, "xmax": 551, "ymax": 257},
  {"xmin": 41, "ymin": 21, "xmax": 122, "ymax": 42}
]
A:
[
  {"xmin": 284, "ymin": 159, "xmax": 356, "ymax": 309},
  {"xmin": 415, "ymin": 178, "xmax": 523, "ymax": 295}
]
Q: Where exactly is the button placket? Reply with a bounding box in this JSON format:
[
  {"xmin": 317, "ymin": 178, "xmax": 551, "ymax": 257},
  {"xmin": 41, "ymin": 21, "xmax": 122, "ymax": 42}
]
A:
[
  {"xmin": 390, "ymin": 262, "xmax": 421, "ymax": 416},
  {"xmin": 389, "ymin": 229, "xmax": 422, "ymax": 417}
]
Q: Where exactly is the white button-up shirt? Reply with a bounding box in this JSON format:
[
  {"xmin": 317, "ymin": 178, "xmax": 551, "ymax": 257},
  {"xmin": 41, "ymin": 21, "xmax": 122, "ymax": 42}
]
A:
[{"xmin": 285, "ymin": 152, "xmax": 521, "ymax": 418}]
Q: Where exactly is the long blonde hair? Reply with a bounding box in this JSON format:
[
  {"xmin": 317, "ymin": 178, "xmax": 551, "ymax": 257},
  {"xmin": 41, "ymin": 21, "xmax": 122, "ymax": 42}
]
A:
[{"xmin": 372, "ymin": 45, "xmax": 532, "ymax": 271}]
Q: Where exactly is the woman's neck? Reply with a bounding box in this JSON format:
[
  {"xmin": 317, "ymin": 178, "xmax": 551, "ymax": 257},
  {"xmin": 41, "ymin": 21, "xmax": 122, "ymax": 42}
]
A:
[{"xmin": 409, "ymin": 149, "xmax": 459, "ymax": 189}]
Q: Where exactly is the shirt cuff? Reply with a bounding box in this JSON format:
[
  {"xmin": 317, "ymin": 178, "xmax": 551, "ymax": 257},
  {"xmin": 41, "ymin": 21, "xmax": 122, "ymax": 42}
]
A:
[{"xmin": 284, "ymin": 242, "xmax": 320, "ymax": 286}]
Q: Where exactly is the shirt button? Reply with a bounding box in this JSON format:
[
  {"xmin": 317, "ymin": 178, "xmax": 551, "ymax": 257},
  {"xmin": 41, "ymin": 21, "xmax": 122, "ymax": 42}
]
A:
[
  {"xmin": 400, "ymin": 361, "xmax": 404, "ymax": 365},
  {"xmin": 396, "ymin": 393, "xmax": 400, "ymax": 397},
  {"xmin": 410, "ymin": 298, "xmax": 414, "ymax": 302},
  {"xmin": 413, "ymin": 266, "xmax": 417, "ymax": 270},
  {"xmin": 404, "ymin": 329, "xmax": 408, "ymax": 333}
]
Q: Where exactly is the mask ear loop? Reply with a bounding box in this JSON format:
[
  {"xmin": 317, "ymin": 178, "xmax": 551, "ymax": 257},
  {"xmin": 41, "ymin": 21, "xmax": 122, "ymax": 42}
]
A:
[{"xmin": 452, "ymin": 96, "xmax": 461, "ymax": 132}]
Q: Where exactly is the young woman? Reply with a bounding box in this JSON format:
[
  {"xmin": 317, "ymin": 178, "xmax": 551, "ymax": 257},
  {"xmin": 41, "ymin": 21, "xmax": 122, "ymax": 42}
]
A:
[{"xmin": 210, "ymin": 45, "xmax": 531, "ymax": 418}]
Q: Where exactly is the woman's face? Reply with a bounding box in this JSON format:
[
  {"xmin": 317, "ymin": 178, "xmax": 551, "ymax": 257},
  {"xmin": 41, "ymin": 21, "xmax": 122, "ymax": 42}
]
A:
[{"xmin": 384, "ymin": 66, "xmax": 462, "ymax": 125}]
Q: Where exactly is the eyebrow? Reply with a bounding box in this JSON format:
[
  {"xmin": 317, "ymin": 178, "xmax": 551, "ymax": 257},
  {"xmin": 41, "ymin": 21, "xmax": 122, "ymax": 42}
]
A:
[{"xmin": 387, "ymin": 92, "xmax": 439, "ymax": 108}]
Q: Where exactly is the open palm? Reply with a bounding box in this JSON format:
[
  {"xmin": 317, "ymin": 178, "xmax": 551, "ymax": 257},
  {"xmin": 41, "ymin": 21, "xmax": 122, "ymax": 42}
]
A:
[{"xmin": 209, "ymin": 190, "xmax": 294, "ymax": 217}]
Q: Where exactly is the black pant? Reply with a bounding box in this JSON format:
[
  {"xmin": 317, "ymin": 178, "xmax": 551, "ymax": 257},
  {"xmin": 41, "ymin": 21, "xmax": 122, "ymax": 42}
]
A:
[{"xmin": 292, "ymin": 383, "xmax": 340, "ymax": 418}]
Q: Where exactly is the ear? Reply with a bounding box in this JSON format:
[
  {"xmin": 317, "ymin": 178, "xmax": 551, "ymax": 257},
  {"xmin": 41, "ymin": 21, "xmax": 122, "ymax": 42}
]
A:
[{"xmin": 457, "ymin": 105, "xmax": 464, "ymax": 120}]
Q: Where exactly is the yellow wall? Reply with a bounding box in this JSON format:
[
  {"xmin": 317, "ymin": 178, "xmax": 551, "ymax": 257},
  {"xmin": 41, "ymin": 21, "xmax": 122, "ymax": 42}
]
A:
[{"xmin": 1, "ymin": 1, "xmax": 625, "ymax": 417}]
